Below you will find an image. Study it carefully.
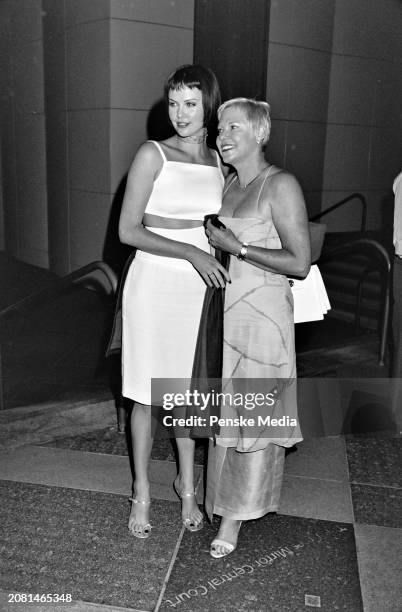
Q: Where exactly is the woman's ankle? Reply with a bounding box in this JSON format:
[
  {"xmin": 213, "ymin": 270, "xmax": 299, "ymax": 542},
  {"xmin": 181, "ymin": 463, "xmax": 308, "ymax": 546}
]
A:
[
  {"xmin": 133, "ymin": 481, "xmax": 150, "ymax": 500},
  {"xmin": 176, "ymin": 473, "xmax": 195, "ymax": 493},
  {"xmin": 220, "ymin": 517, "xmax": 241, "ymax": 530}
]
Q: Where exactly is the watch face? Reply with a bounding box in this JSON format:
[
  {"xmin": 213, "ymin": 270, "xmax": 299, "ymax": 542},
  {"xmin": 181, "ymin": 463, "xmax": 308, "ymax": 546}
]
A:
[{"xmin": 237, "ymin": 244, "xmax": 248, "ymax": 260}]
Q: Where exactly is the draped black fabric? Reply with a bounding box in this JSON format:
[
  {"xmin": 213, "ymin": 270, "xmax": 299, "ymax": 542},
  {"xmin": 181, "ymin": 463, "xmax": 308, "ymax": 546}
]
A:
[
  {"xmin": 188, "ymin": 215, "xmax": 230, "ymax": 437},
  {"xmin": 105, "ymin": 250, "xmax": 136, "ymax": 358}
]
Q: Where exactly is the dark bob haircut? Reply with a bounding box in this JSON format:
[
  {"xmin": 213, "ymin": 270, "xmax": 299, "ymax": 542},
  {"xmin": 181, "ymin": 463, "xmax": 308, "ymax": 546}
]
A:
[{"xmin": 164, "ymin": 64, "xmax": 221, "ymax": 129}]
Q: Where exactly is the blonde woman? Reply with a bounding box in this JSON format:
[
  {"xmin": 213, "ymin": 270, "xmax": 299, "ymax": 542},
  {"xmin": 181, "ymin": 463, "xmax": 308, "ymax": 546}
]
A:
[{"xmin": 205, "ymin": 98, "xmax": 310, "ymax": 557}]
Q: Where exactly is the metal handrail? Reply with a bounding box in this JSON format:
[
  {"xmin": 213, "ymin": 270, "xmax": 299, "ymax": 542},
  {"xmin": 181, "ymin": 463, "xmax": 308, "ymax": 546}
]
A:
[
  {"xmin": 355, "ymin": 266, "xmax": 377, "ymax": 335},
  {"xmin": 0, "ymin": 261, "xmax": 118, "ymax": 410},
  {"xmin": 0, "ymin": 261, "xmax": 117, "ymax": 323},
  {"xmin": 320, "ymin": 239, "xmax": 391, "ymax": 366},
  {"xmin": 320, "ymin": 238, "xmax": 390, "ymax": 265},
  {"xmin": 310, "ymin": 192, "xmax": 367, "ymax": 234}
]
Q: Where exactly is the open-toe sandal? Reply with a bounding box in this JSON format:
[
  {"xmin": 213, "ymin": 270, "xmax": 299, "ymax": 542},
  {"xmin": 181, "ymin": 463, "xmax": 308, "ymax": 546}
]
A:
[
  {"xmin": 173, "ymin": 478, "xmax": 204, "ymax": 532},
  {"xmin": 128, "ymin": 498, "xmax": 152, "ymax": 539},
  {"xmin": 210, "ymin": 521, "xmax": 242, "ymax": 559}
]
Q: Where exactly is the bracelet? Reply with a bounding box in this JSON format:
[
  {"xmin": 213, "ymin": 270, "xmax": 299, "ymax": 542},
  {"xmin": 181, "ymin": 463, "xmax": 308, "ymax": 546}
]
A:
[{"xmin": 236, "ymin": 242, "xmax": 248, "ymax": 261}]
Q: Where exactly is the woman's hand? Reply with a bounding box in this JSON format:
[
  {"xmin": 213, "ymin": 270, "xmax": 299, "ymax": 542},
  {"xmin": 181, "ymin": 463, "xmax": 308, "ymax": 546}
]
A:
[
  {"xmin": 205, "ymin": 219, "xmax": 242, "ymax": 256},
  {"xmin": 186, "ymin": 246, "xmax": 231, "ymax": 288}
]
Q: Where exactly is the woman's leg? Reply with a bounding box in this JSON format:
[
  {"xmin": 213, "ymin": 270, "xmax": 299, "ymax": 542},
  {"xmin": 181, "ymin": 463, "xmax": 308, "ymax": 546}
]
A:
[
  {"xmin": 128, "ymin": 402, "xmax": 153, "ymax": 535},
  {"xmin": 175, "ymin": 436, "xmax": 203, "ymax": 528}
]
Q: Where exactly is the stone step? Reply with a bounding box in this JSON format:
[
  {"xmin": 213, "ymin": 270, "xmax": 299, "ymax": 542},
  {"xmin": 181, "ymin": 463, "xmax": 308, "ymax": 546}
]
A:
[{"xmin": 0, "ymin": 396, "xmax": 117, "ymax": 450}]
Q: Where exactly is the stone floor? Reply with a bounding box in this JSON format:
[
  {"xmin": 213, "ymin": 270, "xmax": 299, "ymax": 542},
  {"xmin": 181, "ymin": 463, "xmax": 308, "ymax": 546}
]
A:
[{"xmin": 1, "ymin": 428, "xmax": 401, "ymax": 611}]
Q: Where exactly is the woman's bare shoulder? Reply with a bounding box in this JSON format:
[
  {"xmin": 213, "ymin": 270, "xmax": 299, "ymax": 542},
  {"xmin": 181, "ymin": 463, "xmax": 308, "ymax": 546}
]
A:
[
  {"xmin": 267, "ymin": 167, "xmax": 303, "ymax": 197},
  {"xmin": 157, "ymin": 136, "xmax": 179, "ymax": 155},
  {"xmin": 136, "ymin": 140, "xmax": 163, "ymax": 160},
  {"xmin": 129, "ymin": 140, "xmax": 163, "ymax": 174}
]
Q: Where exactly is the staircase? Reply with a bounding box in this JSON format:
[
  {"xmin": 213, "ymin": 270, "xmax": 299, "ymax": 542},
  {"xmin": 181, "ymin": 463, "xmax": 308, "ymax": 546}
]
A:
[
  {"xmin": 319, "ymin": 232, "xmax": 386, "ymax": 330},
  {"xmin": 0, "ymin": 260, "xmax": 118, "ymax": 411},
  {"xmin": 310, "ymin": 196, "xmax": 392, "ymax": 366}
]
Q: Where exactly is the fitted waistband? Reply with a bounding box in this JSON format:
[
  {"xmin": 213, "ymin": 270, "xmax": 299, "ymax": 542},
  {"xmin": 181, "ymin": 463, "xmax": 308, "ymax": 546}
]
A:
[{"xmin": 135, "ymin": 226, "xmax": 210, "ymax": 269}]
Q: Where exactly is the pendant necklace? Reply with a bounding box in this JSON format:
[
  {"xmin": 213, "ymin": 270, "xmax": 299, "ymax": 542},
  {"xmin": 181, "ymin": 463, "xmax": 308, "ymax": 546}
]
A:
[{"xmin": 237, "ymin": 165, "xmax": 270, "ymax": 190}]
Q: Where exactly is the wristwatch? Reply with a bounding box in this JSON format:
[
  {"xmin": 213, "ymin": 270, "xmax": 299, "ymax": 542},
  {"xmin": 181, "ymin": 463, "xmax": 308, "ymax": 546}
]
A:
[{"xmin": 236, "ymin": 242, "xmax": 248, "ymax": 261}]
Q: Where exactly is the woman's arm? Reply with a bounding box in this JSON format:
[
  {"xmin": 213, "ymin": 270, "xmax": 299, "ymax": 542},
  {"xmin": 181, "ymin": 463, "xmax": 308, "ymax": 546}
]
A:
[
  {"xmin": 207, "ymin": 172, "xmax": 311, "ymax": 278},
  {"xmin": 118, "ymin": 142, "xmax": 230, "ymax": 288}
]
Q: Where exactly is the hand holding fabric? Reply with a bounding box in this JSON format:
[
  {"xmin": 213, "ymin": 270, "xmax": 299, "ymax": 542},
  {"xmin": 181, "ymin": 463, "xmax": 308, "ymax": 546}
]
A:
[{"xmin": 205, "ymin": 219, "xmax": 242, "ymax": 255}]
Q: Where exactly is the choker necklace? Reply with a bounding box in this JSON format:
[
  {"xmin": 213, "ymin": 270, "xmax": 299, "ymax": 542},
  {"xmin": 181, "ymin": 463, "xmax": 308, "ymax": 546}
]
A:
[
  {"xmin": 178, "ymin": 128, "xmax": 208, "ymax": 144},
  {"xmin": 237, "ymin": 165, "xmax": 270, "ymax": 190}
]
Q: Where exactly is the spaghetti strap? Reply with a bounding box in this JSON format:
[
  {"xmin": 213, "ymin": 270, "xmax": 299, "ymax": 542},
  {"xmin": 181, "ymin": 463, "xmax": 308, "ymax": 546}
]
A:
[
  {"xmin": 256, "ymin": 165, "xmax": 274, "ymax": 206},
  {"xmin": 223, "ymin": 173, "xmax": 237, "ymax": 196},
  {"xmin": 147, "ymin": 140, "xmax": 167, "ymax": 163}
]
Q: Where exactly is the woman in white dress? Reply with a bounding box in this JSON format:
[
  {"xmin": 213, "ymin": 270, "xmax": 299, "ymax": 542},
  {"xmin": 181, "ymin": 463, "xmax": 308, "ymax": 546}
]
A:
[{"xmin": 119, "ymin": 65, "xmax": 229, "ymax": 538}]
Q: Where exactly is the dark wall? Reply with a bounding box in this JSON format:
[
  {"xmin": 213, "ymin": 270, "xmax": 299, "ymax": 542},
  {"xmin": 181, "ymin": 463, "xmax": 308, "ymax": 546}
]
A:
[{"xmin": 194, "ymin": 0, "xmax": 270, "ymax": 102}]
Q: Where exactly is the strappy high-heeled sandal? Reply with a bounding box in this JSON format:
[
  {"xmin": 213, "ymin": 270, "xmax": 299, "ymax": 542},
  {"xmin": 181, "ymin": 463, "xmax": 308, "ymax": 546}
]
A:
[
  {"xmin": 210, "ymin": 521, "xmax": 242, "ymax": 558},
  {"xmin": 128, "ymin": 498, "xmax": 152, "ymax": 539},
  {"xmin": 173, "ymin": 477, "xmax": 204, "ymax": 532}
]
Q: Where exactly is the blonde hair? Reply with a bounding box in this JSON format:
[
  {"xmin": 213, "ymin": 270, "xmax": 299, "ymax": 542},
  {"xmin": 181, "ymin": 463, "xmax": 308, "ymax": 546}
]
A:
[{"xmin": 217, "ymin": 97, "xmax": 271, "ymax": 145}]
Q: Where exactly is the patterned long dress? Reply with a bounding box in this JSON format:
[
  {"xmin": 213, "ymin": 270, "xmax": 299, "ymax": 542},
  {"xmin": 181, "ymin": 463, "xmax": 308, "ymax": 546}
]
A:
[{"xmin": 205, "ymin": 172, "xmax": 302, "ymax": 521}]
